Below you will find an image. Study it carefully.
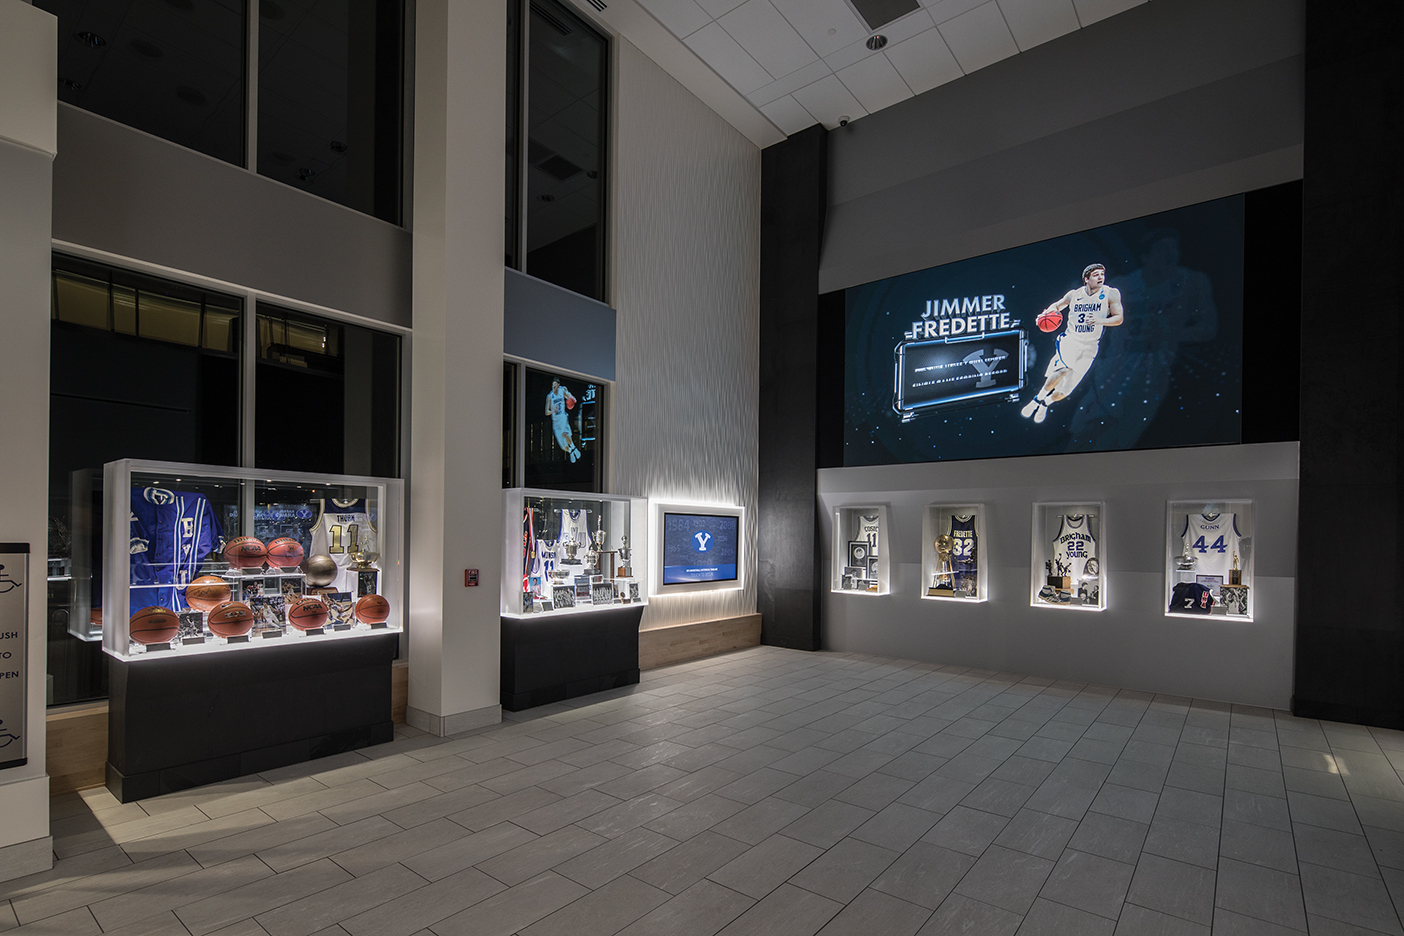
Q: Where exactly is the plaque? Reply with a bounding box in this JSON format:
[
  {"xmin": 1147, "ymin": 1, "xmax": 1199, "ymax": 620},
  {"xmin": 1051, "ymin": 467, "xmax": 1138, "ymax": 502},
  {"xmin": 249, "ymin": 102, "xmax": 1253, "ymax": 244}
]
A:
[{"xmin": 356, "ymin": 569, "xmax": 379, "ymax": 599}]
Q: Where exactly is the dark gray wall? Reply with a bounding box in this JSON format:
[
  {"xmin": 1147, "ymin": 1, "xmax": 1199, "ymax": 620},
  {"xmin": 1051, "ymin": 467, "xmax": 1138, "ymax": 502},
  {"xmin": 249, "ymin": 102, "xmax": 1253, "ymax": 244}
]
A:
[
  {"xmin": 504, "ymin": 268, "xmax": 615, "ymax": 380},
  {"xmin": 820, "ymin": 0, "xmax": 1304, "ymax": 293},
  {"xmin": 52, "ymin": 105, "xmax": 411, "ymax": 327}
]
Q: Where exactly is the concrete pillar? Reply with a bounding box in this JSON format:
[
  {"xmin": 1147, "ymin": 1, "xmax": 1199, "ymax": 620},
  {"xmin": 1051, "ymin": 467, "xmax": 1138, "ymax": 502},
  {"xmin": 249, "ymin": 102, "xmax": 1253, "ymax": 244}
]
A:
[
  {"xmin": 405, "ymin": 0, "xmax": 507, "ymax": 735},
  {"xmin": 0, "ymin": 0, "xmax": 57, "ymax": 883}
]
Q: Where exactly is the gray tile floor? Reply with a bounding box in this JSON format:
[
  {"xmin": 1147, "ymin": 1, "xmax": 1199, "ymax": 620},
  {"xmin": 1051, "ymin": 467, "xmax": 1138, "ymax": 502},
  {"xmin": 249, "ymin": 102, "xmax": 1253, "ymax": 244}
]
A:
[{"xmin": 7, "ymin": 647, "xmax": 1404, "ymax": 936}]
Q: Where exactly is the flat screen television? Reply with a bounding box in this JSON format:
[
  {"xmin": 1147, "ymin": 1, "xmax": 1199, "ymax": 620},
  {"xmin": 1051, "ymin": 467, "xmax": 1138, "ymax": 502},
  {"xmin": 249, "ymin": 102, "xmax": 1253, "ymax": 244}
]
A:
[{"xmin": 662, "ymin": 512, "xmax": 739, "ymax": 585}]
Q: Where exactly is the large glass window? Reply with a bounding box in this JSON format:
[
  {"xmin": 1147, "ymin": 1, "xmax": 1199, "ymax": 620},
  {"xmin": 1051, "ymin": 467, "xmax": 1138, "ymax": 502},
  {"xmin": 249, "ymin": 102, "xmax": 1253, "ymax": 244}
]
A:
[
  {"xmin": 48, "ymin": 256, "xmax": 243, "ymax": 706},
  {"xmin": 257, "ymin": 0, "xmax": 405, "ymax": 223},
  {"xmin": 255, "ymin": 303, "xmax": 401, "ymax": 477},
  {"xmin": 38, "ymin": 0, "xmax": 248, "ymax": 166},
  {"xmin": 507, "ymin": 0, "xmax": 609, "ymax": 302}
]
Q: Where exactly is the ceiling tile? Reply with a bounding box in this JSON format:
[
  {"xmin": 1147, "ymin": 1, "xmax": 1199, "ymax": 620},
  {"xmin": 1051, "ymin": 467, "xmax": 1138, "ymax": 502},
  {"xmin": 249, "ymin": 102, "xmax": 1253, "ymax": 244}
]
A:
[
  {"xmin": 938, "ymin": 1, "xmax": 1019, "ymax": 73},
  {"xmin": 759, "ymin": 94, "xmax": 817, "ymax": 135},
  {"xmin": 683, "ymin": 21, "xmax": 775, "ymax": 94},
  {"xmin": 791, "ymin": 73, "xmax": 867, "ymax": 129},
  {"xmin": 922, "ymin": 0, "xmax": 991, "ymax": 27},
  {"xmin": 695, "ymin": 0, "xmax": 748, "ymax": 17},
  {"xmin": 1072, "ymin": 0, "xmax": 1147, "ymax": 26},
  {"xmin": 746, "ymin": 58, "xmax": 834, "ymax": 108},
  {"xmin": 823, "ymin": 8, "xmax": 934, "ymax": 71},
  {"xmin": 884, "ymin": 24, "xmax": 962, "ymax": 94},
  {"xmin": 836, "ymin": 52, "xmax": 912, "ymax": 114},
  {"xmin": 771, "ymin": 0, "xmax": 868, "ymax": 58},
  {"xmin": 996, "ymin": 0, "xmax": 1079, "ymax": 50},
  {"xmin": 718, "ymin": 0, "xmax": 820, "ymax": 80},
  {"xmin": 638, "ymin": 0, "xmax": 715, "ymax": 39}
]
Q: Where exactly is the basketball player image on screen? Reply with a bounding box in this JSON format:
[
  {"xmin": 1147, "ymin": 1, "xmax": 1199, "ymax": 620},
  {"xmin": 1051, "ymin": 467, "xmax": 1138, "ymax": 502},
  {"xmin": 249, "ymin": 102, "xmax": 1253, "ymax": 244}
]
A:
[
  {"xmin": 1020, "ymin": 264, "xmax": 1125, "ymax": 424},
  {"xmin": 1053, "ymin": 514, "xmax": 1099, "ymax": 604},
  {"xmin": 546, "ymin": 379, "xmax": 584, "ymax": 464}
]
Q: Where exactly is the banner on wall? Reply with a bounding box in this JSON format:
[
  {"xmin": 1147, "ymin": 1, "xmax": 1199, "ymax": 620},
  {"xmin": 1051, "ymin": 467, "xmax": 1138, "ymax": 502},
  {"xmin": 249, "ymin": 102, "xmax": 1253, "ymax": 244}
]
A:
[{"xmin": 0, "ymin": 544, "xmax": 27, "ymax": 770}]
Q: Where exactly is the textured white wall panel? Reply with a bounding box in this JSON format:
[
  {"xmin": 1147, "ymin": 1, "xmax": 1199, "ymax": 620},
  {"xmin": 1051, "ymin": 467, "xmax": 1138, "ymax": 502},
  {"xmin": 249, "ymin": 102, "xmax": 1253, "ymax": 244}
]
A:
[{"xmin": 612, "ymin": 39, "xmax": 762, "ymax": 630}]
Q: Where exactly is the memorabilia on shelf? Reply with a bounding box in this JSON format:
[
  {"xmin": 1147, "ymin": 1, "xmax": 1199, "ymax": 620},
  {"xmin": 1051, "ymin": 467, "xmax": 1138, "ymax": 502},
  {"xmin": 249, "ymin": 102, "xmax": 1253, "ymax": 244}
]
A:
[
  {"xmin": 1031, "ymin": 505, "xmax": 1104, "ymax": 610},
  {"xmin": 832, "ymin": 505, "xmax": 890, "ymax": 595},
  {"xmin": 929, "ymin": 535, "xmax": 955, "ymax": 597},
  {"xmin": 922, "ymin": 505, "xmax": 986, "ymax": 602},
  {"xmin": 1166, "ymin": 501, "xmax": 1253, "ymax": 619},
  {"xmin": 505, "ymin": 490, "xmax": 647, "ymax": 616}
]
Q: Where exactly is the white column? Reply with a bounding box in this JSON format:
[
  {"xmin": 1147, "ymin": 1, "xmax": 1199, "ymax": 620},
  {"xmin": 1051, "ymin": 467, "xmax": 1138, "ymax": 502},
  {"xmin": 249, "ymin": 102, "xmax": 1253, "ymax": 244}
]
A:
[
  {"xmin": 0, "ymin": 0, "xmax": 56, "ymax": 882},
  {"xmin": 406, "ymin": 0, "xmax": 507, "ymax": 735}
]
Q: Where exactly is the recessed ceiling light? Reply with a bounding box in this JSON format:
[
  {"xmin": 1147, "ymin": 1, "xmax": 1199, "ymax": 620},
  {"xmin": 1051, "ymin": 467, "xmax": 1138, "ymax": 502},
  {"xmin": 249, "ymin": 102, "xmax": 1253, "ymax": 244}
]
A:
[
  {"xmin": 75, "ymin": 31, "xmax": 107, "ymax": 48},
  {"xmin": 59, "ymin": 77, "xmax": 83, "ymax": 92},
  {"xmin": 298, "ymin": 168, "xmax": 316, "ymax": 182},
  {"xmin": 330, "ymin": 141, "xmax": 348, "ymax": 153},
  {"xmin": 130, "ymin": 38, "xmax": 164, "ymax": 58},
  {"xmin": 540, "ymin": 194, "xmax": 555, "ymax": 202},
  {"xmin": 828, "ymin": 28, "xmax": 836, "ymax": 35},
  {"xmin": 866, "ymin": 35, "xmax": 887, "ymax": 50}
]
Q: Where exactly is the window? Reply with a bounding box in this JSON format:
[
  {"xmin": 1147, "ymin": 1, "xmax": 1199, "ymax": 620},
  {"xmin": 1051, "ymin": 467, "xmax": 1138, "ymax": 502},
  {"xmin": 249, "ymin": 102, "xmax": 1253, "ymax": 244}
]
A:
[
  {"xmin": 39, "ymin": 0, "xmax": 247, "ymax": 166},
  {"xmin": 255, "ymin": 303, "xmax": 402, "ymax": 477},
  {"xmin": 506, "ymin": 0, "xmax": 609, "ymax": 302}
]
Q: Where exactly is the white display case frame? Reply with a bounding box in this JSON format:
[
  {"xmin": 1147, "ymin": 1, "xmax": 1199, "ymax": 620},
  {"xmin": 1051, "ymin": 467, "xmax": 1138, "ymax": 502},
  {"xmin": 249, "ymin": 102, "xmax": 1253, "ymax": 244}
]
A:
[
  {"xmin": 1030, "ymin": 501, "xmax": 1106, "ymax": 612},
  {"xmin": 921, "ymin": 503, "xmax": 988, "ymax": 602},
  {"xmin": 649, "ymin": 500, "xmax": 745, "ymax": 597},
  {"xmin": 831, "ymin": 504, "xmax": 890, "ymax": 596},
  {"xmin": 1166, "ymin": 499, "xmax": 1255, "ymax": 620},
  {"xmin": 102, "ymin": 459, "xmax": 404, "ymax": 660},
  {"xmin": 503, "ymin": 488, "xmax": 648, "ymax": 617}
]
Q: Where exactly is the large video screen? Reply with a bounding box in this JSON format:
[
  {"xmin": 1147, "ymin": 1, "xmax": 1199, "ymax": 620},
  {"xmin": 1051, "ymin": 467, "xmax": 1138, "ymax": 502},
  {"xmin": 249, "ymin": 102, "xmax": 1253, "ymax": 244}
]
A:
[
  {"xmin": 845, "ymin": 195, "xmax": 1245, "ymax": 465},
  {"xmin": 524, "ymin": 366, "xmax": 603, "ymax": 491},
  {"xmin": 662, "ymin": 513, "xmax": 739, "ymax": 585}
]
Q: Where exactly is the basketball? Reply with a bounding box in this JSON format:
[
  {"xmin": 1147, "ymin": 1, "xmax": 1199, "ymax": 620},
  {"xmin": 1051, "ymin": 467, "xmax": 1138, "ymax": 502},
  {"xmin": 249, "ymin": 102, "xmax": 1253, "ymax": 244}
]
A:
[
  {"xmin": 207, "ymin": 600, "xmax": 255, "ymax": 637},
  {"xmin": 304, "ymin": 553, "xmax": 337, "ymax": 586},
  {"xmin": 353, "ymin": 594, "xmax": 390, "ymax": 624},
  {"xmin": 565, "ymin": 395, "xmax": 575, "ymax": 410},
  {"xmin": 185, "ymin": 574, "xmax": 231, "ymax": 612},
  {"xmin": 1037, "ymin": 310, "xmax": 1063, "ymax": 333},
  {"xmin": 223, "ymin": 536, "xmax": 268, "ymax": 570},
  {"xmin": 129, "ymin": 606, "xmax": 179, "ymax": 645},
  {"xmin": 286, "ymin": 597, "xmax": 329, "ymax": 631},
  {"xmin": 266, "ymin": 537, "xmax": 305, "ymax": 569}
]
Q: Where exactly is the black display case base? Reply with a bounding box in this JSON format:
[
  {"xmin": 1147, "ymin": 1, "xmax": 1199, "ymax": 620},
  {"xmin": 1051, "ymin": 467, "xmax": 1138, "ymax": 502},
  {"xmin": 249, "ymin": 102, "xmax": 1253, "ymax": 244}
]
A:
[
  {"xmin": 501, "ymin": 606, "xmax": 644, "ymax": 711},
  {"xmin": 106, "ymin": 634, "xmax": 397, "ymax": 803}
]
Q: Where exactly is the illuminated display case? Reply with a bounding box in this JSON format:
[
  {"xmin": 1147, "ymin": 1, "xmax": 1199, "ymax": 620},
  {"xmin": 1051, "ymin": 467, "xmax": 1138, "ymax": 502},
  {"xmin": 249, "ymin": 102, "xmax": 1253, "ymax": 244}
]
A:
[
  {"xmin": 921, "ymin": 504, "xmax": 987, "ymax": 602},
  {"xmin": 1031, "ymin": 502, "xmax": 1106, "ymax": 611},
  {"xmin": 502, "ymin": 489, "xmax": 648, "ymax": 617},
  {"xmin": 831, "ymin": 505, "xmax": 889, "ymax": 595},
  {"xmin": 1166, "ymin": 499, "xmax": 1254, "ymax": 619},
  {"xmin": 102, "ymin": 459, "xmax": 403, "ymax": 660}
]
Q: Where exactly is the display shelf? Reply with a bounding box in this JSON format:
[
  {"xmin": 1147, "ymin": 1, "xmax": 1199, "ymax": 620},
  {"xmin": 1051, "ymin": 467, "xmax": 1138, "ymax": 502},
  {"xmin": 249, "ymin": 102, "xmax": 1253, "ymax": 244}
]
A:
[
  {"xmin": 831, "ymin": 504, "xmax": 889, "ymax": 596},
  {"xmin": 1166, "ymin": 499, "xmax": 1254, "ymax": 620},
  {"xmin": 921, "ymin": 504, "xmax": 987, "ymax": 602},
  {"xmin": 1031, "ymin": 502, "xmax": 1106, "ymax": 611},
  {"xmin": 502, "ymin": 489, "xmax": 648, "ymax": 618},
  {"xmin": 102, "ymin": 459, "xmax": 403, "ymax": 660}
]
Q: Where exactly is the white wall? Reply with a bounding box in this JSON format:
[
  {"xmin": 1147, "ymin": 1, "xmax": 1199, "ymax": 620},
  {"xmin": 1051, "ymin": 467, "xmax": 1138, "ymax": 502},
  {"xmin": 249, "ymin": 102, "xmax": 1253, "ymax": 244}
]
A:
[
  {"xmin": 0, "ymin": 0, "xmax": 55, "ymax": 881},
  {"xmin": 610, "ymin": 39, "xmax": 762, "ymax": 631},
  {"xmin": 820, "ymin": 443, "xmax": 1298, "ymax": 708}
]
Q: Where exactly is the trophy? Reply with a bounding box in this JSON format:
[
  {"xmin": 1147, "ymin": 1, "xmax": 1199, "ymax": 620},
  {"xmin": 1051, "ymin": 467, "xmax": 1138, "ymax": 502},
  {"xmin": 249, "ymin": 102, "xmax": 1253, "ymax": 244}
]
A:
[
  {"xmin": 928, "ymin": 535, "xmax": 955, "ymax": 597},
  {"xmin": 617, "ymin": 535, "xmax": 632, "ymax": 578},
  {"xmin": 348, "ymin": 524, "xmax": 380, "ymax": 598},
  {"xmin": 1175, "ymin": 540, "xmax": 1197, "ymax": 571},
  {"xmin": 1229, "ymin": 550, "xmax": 1242, "ymax": 586},
  {"xmin": 1047, "ymin": 558, "xmax": 1070, "ymax": 591},
  {"xmin": 1221, "ymin": 550, "xmax": 1249, "ymax": 615}
]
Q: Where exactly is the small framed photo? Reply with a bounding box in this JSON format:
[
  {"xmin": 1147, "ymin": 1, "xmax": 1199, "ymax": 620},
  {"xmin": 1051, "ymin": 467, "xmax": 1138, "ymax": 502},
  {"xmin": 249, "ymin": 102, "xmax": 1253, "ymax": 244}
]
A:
[
  {"xmin": 552, "ymin": 585, "xmax": 576, "ymax": 609},
  {"xmin": 847, "ymin": 541, "xmax": 869, "ymax": 567}
]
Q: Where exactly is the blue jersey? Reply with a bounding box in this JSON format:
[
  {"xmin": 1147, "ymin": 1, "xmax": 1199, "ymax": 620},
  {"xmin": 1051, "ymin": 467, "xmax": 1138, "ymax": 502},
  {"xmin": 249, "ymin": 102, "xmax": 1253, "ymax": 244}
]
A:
[{"xmin": 129, "ymin": 487, "xmax": 221, "ymax": 611}]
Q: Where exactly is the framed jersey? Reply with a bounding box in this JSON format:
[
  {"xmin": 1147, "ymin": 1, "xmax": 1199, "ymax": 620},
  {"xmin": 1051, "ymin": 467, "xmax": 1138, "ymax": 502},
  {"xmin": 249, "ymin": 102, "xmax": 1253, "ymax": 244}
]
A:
[
  {"xmin": 1031, "ymin": 502, "xmax": 1106, "ymax": 611},
  {"xmin": 921, "ymin": 504, "xmax": 987, "ymax": 602},
  {"xmin": 831, "ymin": 505, "xmax": 890, "ymax": 596},
  {"xmin": 100, "ymin": 459, "xmax": 403, "ymax": 660},
  {"xmin": 1166, "ymin": 499, "xmax": 1253, "ymax": 620}
]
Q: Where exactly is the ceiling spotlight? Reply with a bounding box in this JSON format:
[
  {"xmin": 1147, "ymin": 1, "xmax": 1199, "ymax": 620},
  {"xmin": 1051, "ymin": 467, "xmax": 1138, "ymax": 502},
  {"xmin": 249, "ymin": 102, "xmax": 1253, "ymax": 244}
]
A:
[
  {"xmin": 75, "ymin": 31, "xmax": 107, "ymax": 48},
  {"xmin": 298, "ymin": 168, "xmax": 316, "ymax": 182},
  {"xmin": 330, "ymin": 140, "xmax": 348, "ymax": 153},
  {"xmin": 866, "ymin": 34, "xmax": 887, "ymax": 50},
  {"xmin": 59, "ymin": 77, "xmax": 83, "ymax": 92},
  {"xmin": 540, "ymin": 193, "xmax": 555, "ymax": 202},
  {"xmin": 130, "ymin": 38, "xmax": 164, "ymax": 58}
]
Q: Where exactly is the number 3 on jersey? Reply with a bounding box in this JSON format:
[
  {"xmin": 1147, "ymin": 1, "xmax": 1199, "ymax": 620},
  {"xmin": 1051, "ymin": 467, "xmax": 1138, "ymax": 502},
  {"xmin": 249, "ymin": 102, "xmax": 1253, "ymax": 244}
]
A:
[{"xmin": 1192, "ymin": 535, "xmax": 1227, "ymax": 554}]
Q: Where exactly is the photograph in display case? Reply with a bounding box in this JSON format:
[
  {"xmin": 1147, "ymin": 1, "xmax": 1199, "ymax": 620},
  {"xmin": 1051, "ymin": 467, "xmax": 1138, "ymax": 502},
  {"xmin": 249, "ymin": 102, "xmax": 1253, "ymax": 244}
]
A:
[
  {"xmin": 922, "ymin": 505, "xmax": 986, "ymax": 601},
  {"xmin": 1166, "ymin": 500, "xmax": 1253, "ymax": 619},
  {"xmin": 102, "ymin": 459, "xmax": 403, "ymax": 659},
  {"xmin": 831, "ymin": 505, "xmax": 889, "ymax": 595},
  {"xmin": 503, "ymin": 489, "xmax": 648, "ymax": 616},
  {"xmin": 1031, "ymin": 503, "xmax": 1105, "ymax": 610}
]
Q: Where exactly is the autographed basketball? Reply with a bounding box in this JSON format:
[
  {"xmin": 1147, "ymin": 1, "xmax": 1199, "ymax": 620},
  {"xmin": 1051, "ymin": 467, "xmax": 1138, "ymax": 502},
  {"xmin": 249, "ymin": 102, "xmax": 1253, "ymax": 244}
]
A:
[
  {"xmin": 223, "ymin": 536, "xmax": 268, "ymax": 570},
  {"xmin": 266, "ymin": 537, "xmax": 305, "ymax": 569},
  {"xmin": 286, "ymin": 597, "xmax": 329, "ymax": 631},
  {"xmin": 129, "ymin": 606, "xmax": 179, "ymax": 645},
  {"xmin": 303, "ymin": 553, "xmax": 337, "ymax": 587},
  {"xmin": 1036, "ymin": 310, "xmax": 1063, "ymax": 333},
  {"xmin": 185, "ymin": 574, "xmax": 231, "ymax": 612},
  {"xmin": 207, "ymin": 600, "xmax": 255, "ymax": 637},
  {"xmin": 353, "ymin": 594, "xmax": 390, "ymax": 625}
]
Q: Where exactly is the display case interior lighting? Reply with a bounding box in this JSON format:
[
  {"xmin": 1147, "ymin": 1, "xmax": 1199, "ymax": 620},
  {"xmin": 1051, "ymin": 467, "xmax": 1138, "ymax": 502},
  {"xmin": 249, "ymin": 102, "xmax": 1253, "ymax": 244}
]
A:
[
  {"xmin": 1030, "ymin": 501, "xmax": 1107, "ymax": 612},
  {"xmin": 648, "ymin": 500, "xmax": 745, "ymax": 596}
]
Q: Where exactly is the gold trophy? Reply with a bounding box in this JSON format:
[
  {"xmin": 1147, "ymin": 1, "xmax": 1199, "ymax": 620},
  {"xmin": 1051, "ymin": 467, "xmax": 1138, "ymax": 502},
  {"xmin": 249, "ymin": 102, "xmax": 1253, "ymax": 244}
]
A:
[
  {"xmin": 928, "ymin": 535, "xmax": 955, "ymax": 597},
  {"xmin": 1222, "ymin": 550, "xmax": 1249, "ymax": 615},
  {"xmin": 348, "ymin": 525, "xmax": 380, "ymax": 598}
]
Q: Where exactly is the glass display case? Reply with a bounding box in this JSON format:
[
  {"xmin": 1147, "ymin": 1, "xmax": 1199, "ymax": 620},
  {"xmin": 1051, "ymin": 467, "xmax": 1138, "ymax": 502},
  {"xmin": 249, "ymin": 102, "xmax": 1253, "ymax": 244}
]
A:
[
  {"xmin": 922, "ymin": 504, "xmax": 986, "ymax": 601},
  {"xmin": 1031, "ymin": 502, "xmax": 1105, "ymax": 611},
  {"xmin": 102, "ymin": 459, "xmax": 403, "ymax": 659},
  {"xmin": 503, "ymin": 489, "xmax": 647, "ymax": 617},
  {"xmin": 1166, "ymin": 499, "xmax": 1253, "ymax": 619},
  {"xmin": 831, "ymin": 505, "xmax": 889, "ymax": 595}
]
